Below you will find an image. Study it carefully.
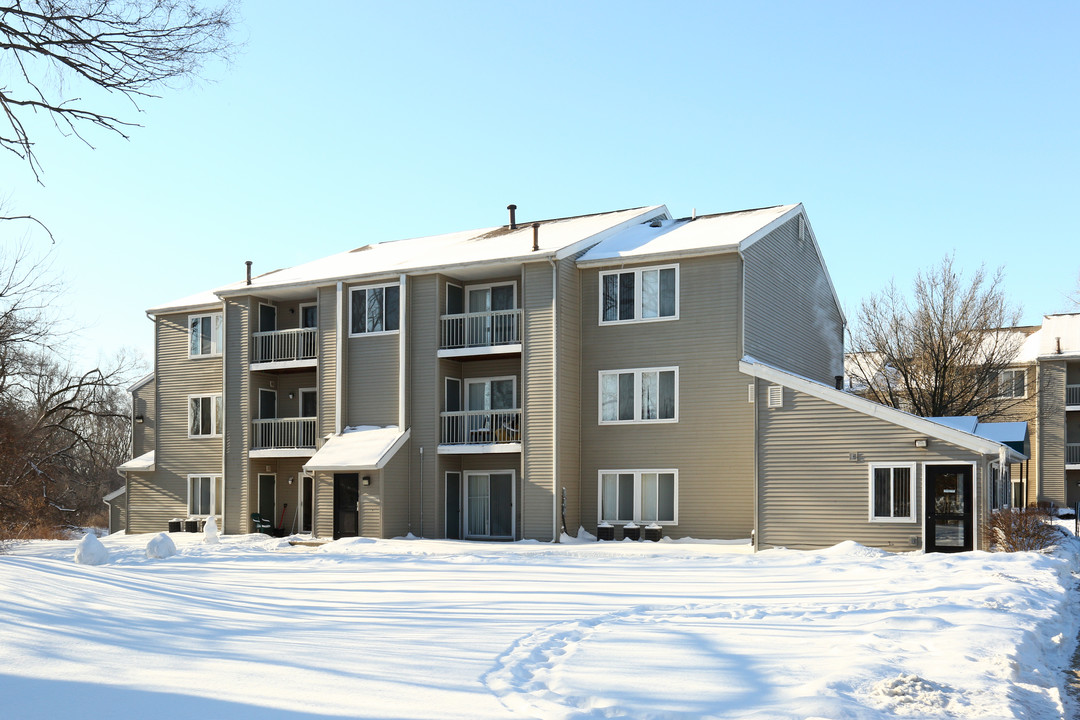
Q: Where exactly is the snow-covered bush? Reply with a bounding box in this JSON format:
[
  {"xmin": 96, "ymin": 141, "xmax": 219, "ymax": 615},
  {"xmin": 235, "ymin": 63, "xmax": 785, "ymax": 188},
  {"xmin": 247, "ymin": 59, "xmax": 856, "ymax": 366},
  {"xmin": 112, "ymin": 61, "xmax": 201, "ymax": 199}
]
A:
[
  {"xmin": 146, "ymin": 533, "xmax": 177, "ymax": 559},
  {"xmin": 74, "ymin": 532, "xmax": 109, "ymax": 565},
  {"xmin": 983, "ymin": 507, "xmax": 1061, "ymax": 552}
]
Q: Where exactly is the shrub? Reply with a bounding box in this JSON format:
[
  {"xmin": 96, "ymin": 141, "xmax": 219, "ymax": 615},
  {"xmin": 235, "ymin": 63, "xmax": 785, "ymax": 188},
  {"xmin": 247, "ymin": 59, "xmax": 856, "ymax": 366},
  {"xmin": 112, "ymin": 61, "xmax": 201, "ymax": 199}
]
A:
[{"xmin": 983, "ymin": 507, "xmax": 1061, "ymax": 552}]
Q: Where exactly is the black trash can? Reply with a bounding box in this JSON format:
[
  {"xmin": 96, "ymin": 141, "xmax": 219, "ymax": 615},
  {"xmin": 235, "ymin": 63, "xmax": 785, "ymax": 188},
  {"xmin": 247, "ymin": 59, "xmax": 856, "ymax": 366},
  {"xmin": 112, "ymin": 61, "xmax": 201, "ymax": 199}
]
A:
[
  {"xmin": 643, "ymin": 525, "xmax": 663, "ymax": 542},
  {"xmin": 596, "ymin": 523, "xmax": 615, "ymax": 541},
  {"xmin": 168, "ymin": 520, "xmax": 182, "ymax": 533},
  {"xmin": 622, "ymin": 524, "xmax": 641, "ymax": 541},
  {"xmin": 183, "ymin": 520, "xmax": 199, "ymax": 533}
]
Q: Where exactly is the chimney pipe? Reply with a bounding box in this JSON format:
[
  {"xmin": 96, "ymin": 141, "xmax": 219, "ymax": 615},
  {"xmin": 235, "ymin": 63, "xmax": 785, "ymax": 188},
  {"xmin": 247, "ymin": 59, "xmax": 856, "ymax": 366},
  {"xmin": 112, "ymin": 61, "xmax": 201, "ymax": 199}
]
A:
[
  {"xmin": 507, "ymin": 204, "xmax": 518, "ymax": 230},
  {"xmin": 532, "ymin": 223, "xmax": 540, "ymax": 251},
  {"xmin": 835, "ymin": 375, "xmax": 844, "ymax": 391},
  {"xmin": 245, "ymin": 260, "xmax": 252, "ymax": 286},
  {"xmin": 1057, "ymin": 337, "xmax": 1062, "ymax": 354}
]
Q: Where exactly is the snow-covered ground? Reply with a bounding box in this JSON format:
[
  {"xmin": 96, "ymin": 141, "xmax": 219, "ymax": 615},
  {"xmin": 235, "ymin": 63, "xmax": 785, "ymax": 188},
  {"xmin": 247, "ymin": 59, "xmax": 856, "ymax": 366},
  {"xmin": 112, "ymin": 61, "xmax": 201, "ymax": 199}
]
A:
[{"xmin": 2, "ymin": 530, "xmax": 1078, "ymax": 719}]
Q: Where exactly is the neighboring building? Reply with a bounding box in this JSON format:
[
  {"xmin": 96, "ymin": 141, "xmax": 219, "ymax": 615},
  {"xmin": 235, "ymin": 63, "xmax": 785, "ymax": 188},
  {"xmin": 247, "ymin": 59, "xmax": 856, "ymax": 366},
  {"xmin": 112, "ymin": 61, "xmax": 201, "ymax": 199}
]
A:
[{"xmin": 116, "ymin": 203, "xmax": 1024, "ymax": 551}]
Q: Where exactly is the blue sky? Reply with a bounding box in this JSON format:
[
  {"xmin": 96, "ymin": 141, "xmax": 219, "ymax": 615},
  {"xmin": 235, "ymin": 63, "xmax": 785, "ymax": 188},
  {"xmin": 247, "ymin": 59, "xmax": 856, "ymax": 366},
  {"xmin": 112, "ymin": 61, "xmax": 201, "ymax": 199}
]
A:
[{"xmin": 3, "ymin": 1, "xmax": 1077, "ymax": 369}]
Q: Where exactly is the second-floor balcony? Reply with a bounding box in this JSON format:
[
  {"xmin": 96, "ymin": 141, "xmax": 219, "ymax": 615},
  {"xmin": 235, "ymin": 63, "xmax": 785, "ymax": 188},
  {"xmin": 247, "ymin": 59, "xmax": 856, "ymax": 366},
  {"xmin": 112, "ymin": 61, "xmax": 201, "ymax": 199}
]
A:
[
  {"xmin": 1067, "ymin": 384, "xmax": 1080, "ymax": 409},
  {"xmin": 251, "ymin": 328, "xmax": 318, "ymax": 369},
  {"xmin": 439, "ymin": 409, "xmax": 521, "ymax": 453},
  {"xmin": 251, "ymin": 418, "xmax": 317, "ymax": 457},
  {"xmin": 1068, "ymin": 443, "xmax": 1080, "ymax": 467},
  {"xmin": 439, "ymin": 309, "xmax": 521, "ymax": 357}
]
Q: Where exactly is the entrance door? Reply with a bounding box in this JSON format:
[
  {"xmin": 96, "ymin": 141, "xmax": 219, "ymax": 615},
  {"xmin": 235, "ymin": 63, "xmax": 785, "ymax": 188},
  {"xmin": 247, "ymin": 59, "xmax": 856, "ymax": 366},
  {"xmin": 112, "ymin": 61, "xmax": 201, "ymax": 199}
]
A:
[
  {"xmin": 333, "ymin": 473, "xmax": 360, "ymax": 539},
  {"xmin": 925, "ymin": 464, "xmax": 974, "ymax": 552},
  {"xmin": 466, "ymin": 285, "xmax": 514, "ymax": 346},
  {"xmin": 301, "ymin": 475, "xmax": 313, "ymax": 533},
  {"xmin": 258, "ymin": 474, "xmax": 276, "ymax": 530},
  {"xmin": 465, "ymin": 377, "xmax": 515, "ymax": 443},
  {"xmin": 259, "ymin": 303, "xmax": 277, "ymax": 333},
  {"xmin": 445, "ymin": 472, "xmax": 461, "ymax": 540},
  {"xmin": 465, "ymin": 471, "xmax": 514, "ymax": 539}
]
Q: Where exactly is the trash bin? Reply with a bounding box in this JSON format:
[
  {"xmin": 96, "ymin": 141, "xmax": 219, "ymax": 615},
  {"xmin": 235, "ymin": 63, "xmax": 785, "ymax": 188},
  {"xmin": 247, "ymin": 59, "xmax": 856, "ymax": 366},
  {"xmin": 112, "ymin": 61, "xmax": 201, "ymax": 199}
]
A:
[
  {"xmin": 643, "ymin": 524, "xmax": 663, "ymax": 542},
  {"xmin": 597, "ymin": 522, "xmax": 615, "ymax": 541},
  {"xmin": 183, "ymin": 520, "xmax": 199, "ymax": 533},
  {"xmin": 168, "ymin": 520, "xmax": 182, "ymax": 533},
  {"xmin": 622, "ymin": 523, "xmax": 641, "ymax": 541}
]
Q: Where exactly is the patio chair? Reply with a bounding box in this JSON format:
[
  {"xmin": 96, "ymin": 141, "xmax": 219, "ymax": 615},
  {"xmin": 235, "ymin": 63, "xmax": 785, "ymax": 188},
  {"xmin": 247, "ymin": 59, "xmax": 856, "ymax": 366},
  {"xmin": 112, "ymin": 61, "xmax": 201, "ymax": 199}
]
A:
[{"xmin": 251, "ymin": 513, "xmax": 273, "ymax": 534}]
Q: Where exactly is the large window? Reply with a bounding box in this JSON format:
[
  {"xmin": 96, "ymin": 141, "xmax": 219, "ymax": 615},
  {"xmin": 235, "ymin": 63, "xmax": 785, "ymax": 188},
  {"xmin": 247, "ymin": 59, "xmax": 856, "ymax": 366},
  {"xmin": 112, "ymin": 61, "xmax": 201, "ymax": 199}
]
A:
[
  {"xmin": 188, "ymin": 313, "xmax": 222, "ymax": 357},
  {"xmin": 350, "ymin": 284, "xmax": 400, "ymax": 335},
  {"xmin": 997, "ymin": 369, "xmax": 1026, "ymax": 399},
  {"xmin": 188, "ymin": 475, "xmax": 223, "ymax": 517},
  {"xmin": 869, "ymin": 464, "xmax": 915, "ymax": 522},
  {"xmin": 599, "ymin": 470, "xmax": 678, "ymax": 525},
  {"xmin": 188, "ymin": 394, "xmax": 223, "ymax": 437},
  {"xmin": 600, "ymin": 265, "xmax": 678, "ymax": 324},
  {"xmin": 599, "ymin": 367, "xmax": 678, "ymax": 424}
]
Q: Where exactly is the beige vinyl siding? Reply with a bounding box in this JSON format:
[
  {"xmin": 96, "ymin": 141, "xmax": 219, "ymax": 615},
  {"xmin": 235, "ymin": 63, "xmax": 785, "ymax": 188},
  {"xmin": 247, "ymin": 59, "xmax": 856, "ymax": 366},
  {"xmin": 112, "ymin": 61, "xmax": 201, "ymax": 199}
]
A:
[
  {"xmin": 522, "ymin": 261, "xmax": 555, "ymax": 541},
  {"xmin": 409, "ymin": 274, "xmax": 441, "ymax": 537},
  {"xmin": 317, "ymin": 285, "xmax": 339, "ymax": 438},
  {"xmin": 742, "ymin": 217, "xmax": 844, "ymax": 385},
  {"xmin": 224, "ymin": 298, "xmax": 250, "ymax": 534},
  {"xmin": 1038, "ymin": 360, "xmax": 1066, "ymax": 505},
  {"xmin": 994, "ymin": 361, "xmax": 1039, "ymax": 506},
  {"xmin": 108, "ymin": 494, "xmax": 126, "ymax": 534},
  {"xmin": 580, "ymin": 254, "xmax": 755, "ymax": 539},
  {"xmin": 132, "ymin": 311, "xmax": 224, "ymax": 533},
  {"xmin": 131, "ymin": 380, "xmax": 156, "ymax": 458},
  {"xmin": 556, "ymin": 256, "xmax": 582, "ymax": 536},
  {"xmin": 314, "ymin": 471, "xmax": 333, "ymax": 538},
  {"xmin": 756, "ymin": 383, "xmax": 987, "ymax": 550},
  {"xmin": 346, "ymin": 334, "xmax": 399, "ymax": 426},
  {"xmin": 381, "ymin": 445, "xmax": 412, "ymax": 537}
]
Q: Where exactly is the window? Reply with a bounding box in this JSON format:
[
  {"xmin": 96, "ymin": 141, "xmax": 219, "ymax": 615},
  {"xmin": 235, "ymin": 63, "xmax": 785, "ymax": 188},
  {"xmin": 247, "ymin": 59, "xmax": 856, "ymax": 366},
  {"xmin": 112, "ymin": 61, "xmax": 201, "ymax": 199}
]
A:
[
  {"xmin": 869, "ymin": 464, "xmax": 915, "ymax": 522},
  {"xmin": 299, "ymin": 302, "xmax": 318, "ymax": 329},
  {"xmin": 599, "ymin": 367, "xmax": 678, "ymax": 423},
  {"xmin": 188, "ymin": 475, "xmax": 223, "ymax": 517},
  {"xmin": 188, "ymin": 394, "xmax": 223, "ymax": 437},
  {"xmin": 350, "ymin": 284, "xmax": 400, "ymax": 335},
  {"xmin": 599, "ymin": 470, "xmax": 678, "ymax": 525},
  {"xmin": 997, "ymin": 369, "xmax": 1026, "ymax": 399},
  {"xmin": 188, "ymin": 313, "xmax": 222, "ymax": 357},
  {"xmin": 600, "ymin": 265, "xmax": 678, "ymax": 323}
]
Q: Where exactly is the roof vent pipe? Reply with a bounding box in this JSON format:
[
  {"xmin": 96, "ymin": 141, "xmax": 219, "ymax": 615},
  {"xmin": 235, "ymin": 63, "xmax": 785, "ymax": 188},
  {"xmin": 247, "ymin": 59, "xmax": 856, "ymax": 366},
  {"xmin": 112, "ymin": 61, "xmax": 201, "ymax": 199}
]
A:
[
  {"xmin": 507, "ymin": 204, "xmax": 518, "ymax": 230},
  {"xmin": 532, "ymin": 223, "xmax": 540, "ymax": 251},
  {"xmin": 691, "ymin": 208, "xmax": 697, "ymax": 221},
  {"xmin": 1057, "ymin": 336, "xmax": 1062, "ymax": 354},
  {"xmin": 245, "ymin": 260, "xmax": 252, "ymax": 286},
  {"xmin": 834, "ymin": 375, "xmax": 843, "ymax": 390}
]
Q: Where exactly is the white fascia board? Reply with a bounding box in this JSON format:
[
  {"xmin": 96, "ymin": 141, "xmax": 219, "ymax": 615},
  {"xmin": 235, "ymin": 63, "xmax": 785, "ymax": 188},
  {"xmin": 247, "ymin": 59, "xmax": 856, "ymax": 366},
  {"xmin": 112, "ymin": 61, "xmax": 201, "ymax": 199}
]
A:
[
  {"xmin": 737, "ymin": 204, "xmax": 847, "ymax": 329},
  {"xmin": 147, "ymin": 301, "xmax": 222, "ymax": 318},
  {"xmin": 739, "ymin": 358, "xmax": 1024, "ymax": 461},
  {"xmin": 103, "ymin": 486, "xmax": 126, "ymax": 503},
  {"xmin": 575, "ymin": 244, "xmax": 740, "ymax": 269},
  {"xmin": 128, "ymin": 372, "xmax": 154, "ymax": 393},
  {"xmin": 554, "ymin": 205, "xmax": 670, "ymax": 261}
]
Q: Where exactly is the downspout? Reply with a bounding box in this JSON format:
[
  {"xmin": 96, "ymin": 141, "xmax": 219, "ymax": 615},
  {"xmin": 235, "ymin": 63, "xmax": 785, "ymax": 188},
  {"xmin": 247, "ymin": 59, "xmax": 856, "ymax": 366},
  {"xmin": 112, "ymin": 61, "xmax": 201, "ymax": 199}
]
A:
[
  {"xmin": 221, "ymin": 299, "xmax": 227, "ymax": 533},
  {"xmin": 336, "ymin": 281, "xmax": 344, "ymax": 434},
  {"xmin": 752, "ymin": 376, "xmax": 760, "ymax": 551},
  {"xmin": 550, "ymin": 258, "xmax": 558, "ymax": 542}
]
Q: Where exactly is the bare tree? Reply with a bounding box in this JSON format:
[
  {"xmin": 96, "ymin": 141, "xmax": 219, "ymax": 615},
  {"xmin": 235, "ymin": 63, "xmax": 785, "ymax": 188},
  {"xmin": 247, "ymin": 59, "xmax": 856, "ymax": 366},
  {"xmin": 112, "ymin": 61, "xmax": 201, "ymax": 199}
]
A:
[
  {"xmin": 847, "ymin": 255, "xmax": 1025, "ymax": 420},
  {"xmin": 1, "ymin": 0, "xmax": 236, "ymax": 180}
]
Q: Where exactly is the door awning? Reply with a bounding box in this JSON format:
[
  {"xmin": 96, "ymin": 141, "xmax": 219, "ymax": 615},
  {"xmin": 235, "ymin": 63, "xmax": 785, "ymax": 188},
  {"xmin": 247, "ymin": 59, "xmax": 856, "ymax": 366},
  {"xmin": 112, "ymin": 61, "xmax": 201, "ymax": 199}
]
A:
[
  {"xmin": 303, "ymin": 426, "xmax": 410, "ymax": 473},
  {"xmin": 117, "ymin": 451, "xmax": 155, "ymax": 473}
]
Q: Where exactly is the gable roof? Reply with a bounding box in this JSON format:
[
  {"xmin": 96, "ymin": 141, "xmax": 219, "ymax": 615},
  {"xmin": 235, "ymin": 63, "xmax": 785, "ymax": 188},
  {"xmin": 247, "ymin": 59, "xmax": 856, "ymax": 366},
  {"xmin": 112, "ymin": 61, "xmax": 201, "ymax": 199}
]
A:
[{"xmin": 740, "ymin": 357, "xmax": 1027, "ymax": 462}]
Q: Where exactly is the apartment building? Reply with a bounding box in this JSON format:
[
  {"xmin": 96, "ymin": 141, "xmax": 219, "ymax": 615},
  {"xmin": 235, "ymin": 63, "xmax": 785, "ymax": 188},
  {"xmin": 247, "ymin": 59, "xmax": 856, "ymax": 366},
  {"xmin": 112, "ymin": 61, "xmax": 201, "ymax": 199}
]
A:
[{"xmin": 117, "ymin": 203, "xmax": 1024, "ymax": 551}]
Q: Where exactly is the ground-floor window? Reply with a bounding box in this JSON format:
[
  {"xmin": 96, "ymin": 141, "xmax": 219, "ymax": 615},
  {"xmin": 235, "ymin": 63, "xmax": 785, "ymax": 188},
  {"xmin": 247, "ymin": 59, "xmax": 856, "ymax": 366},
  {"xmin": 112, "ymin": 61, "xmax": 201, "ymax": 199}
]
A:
[
  {"xmin": 598, "ymin": 470, "xmax": 677, "ymax": 525},
  {"xmin": 188, "ymin": 475, "xmax": 224, "ymax": 517},
  {"xmin": 868, "ymin": 464, "xmax": 915, "ymax": 522}
]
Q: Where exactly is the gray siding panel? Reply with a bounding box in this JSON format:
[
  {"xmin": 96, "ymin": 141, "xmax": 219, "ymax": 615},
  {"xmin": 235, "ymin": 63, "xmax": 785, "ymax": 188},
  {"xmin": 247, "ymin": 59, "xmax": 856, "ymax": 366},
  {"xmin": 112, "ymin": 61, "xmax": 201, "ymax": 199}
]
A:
[
  {"xmin": 131, "ymin": 380, "xmax": 156, "ymax": 458},
  {"xmin": 743, "ymin": 217, "xmax": 844, "ymax": 385},
  {"xmin": 410, "ymin": 275, "xmax": 441, "ymax": 537},
  {"xmin": 522, "ymin": 262, "xmax": 555, "ymax": 541},
  {"xmin": 318, "ymin": 285, "xmax": 339, "ymax": 439},
  {"xmin": 224, "ymin": 298, "xmax": 250, "ymax": 534},
  {"xmin": 346, "ymin": 333, "xmax": 399, "ymax": 427},
  {"xmin": 1039, "ymin": 360, "xmax": 1066, "ymax": 504},
  {"xmin": 579, "ymin": 254, "xmax": 755, "ymax": 539},
  {"xmin": 557, "ymin": 256, "xmax": 581, "ymax": 536}
]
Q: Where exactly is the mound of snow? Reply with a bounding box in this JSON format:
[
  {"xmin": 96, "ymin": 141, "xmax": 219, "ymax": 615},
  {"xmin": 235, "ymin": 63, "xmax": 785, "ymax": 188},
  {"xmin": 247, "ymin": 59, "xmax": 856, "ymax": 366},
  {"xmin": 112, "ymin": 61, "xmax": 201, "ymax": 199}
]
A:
[
  {"xmin": 146, "ymin": 533, "xmax": 177, "ymax": 559},
  {"xmin": 73, "ymin": 532, "xmax": 109, "ymax": 565},
  {"xmin": 867, "ymin": 673, "xmax": 951, "ymax": 712},
  {"xmin": 560, "ymin": 527, "xmax": 597, "ymax": 544},
  {"xmin": 203, "ymin": 516, "xmax": 220, "ymax": 544},
  {"xmin": 817, "ymin": 540, "xmax": 888, "ymax": 558}
]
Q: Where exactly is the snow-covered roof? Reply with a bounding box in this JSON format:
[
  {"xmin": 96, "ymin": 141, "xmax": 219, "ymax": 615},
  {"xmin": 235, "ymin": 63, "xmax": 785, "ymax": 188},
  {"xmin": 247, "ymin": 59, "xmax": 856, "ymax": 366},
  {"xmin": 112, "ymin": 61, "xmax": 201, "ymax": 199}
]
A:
[
  {"xmin": 926, "ymin": 416, "xmax": 979, "ymax": 434},
  {"xmin": 303, "ymin": 426, "xmax": 410, "ymax": 472},
  {"xmin": 127, "ymin": 372, "xmax": 154, "ymax": 393},
  {"xmin": 117, "ymin": 451, "xmax": 155, "ymax": 473},
  {"xmin": 925, "ymin": 417, "xmax": 1027, "ymax": 448},
  {"xmin": 576, "ymin": 204, "xmax": 798, "ymax": 265},
  {"xmin": 102, "ymin": 486, "xmax": 126, "ymax": 503},
  {"xmin": 1013, "ymin": 313, "xmax": 1080, "ymax": 362}
]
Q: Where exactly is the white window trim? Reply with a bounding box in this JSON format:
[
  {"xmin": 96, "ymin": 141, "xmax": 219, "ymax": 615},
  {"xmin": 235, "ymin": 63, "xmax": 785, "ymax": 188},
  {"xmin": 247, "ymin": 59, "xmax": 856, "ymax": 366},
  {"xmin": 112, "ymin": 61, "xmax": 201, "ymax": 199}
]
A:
[
  {"xmin": 597, "ymin": 366, "xmax": 679, "ymax": 425},
  {"xmin": 349, "ymin": 283, "xmax": 401, "ymax": 337},
  {"xmin": 465, "ymin": 375, "xmax": 518, "ymax": 410},
  {"xmin": 187, "ymin": 312, "xmax": 223, "ymax": 358},
  {"xmin": 187, "ymin": 474, "xmax": 223, "ymax": 519},
  {"xmin": 596, "ymin": 469, "xmax": 679, "ymax": 526},
  {"xmin": 298, "ymin": 302, "xmax": 318, "ymax": 329},
  {"xmin": 598, "ymin": 263, "xmax": 680, "ymax": 325},
  {"xmin": 464, "ymin": 280, "xmax": 518, "ymax": 308},
  {"xmin": 463, "ymin": 469, "xmax": 516, "ymax": 539},
  {"xmin": 187, "ymin": 393, "xmax": 222, "ymax": 439},
  {"xmin": 867, "ymin": 462, "xmax": 917, "ymax": 523},
  {"xmin": 996, "ymin": 368, "xmax": 1027, "ymax": 399}
]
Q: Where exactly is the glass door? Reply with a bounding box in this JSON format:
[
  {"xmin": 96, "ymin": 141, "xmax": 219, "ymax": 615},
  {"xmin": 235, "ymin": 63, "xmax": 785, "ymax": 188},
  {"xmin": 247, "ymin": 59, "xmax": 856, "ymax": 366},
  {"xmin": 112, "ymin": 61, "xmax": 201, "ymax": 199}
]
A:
[
  {"xmin": 925, "ymin": 465, "xmax": 973, "ymax": 552},
  {"xmin": 465, "ymin": 377, "xmax": 515, "ymax": 443},
  {"xmin": 465, "ymin": 471, "xmax": 513, "ymax": 539}
]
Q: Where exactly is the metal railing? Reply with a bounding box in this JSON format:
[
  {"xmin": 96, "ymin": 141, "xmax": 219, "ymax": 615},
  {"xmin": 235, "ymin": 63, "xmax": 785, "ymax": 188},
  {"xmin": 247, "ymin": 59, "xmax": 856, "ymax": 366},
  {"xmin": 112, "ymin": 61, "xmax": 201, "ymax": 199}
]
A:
[
  {"xmin": 1067, "ymin": 443, "xmax": 1080, "ymax": 465},
  {"xmin": 440, "ymin": 409, "xmax": 521, "ymax": 445},
  {"xmin": 440, "ymin": 309, "xmax": 520, "ymax": 350},
  {"xmin": 1067, "ymin": 384, "xmax": 1080, "ymax": 407},
  {"xmin": 252, "ymin": 328, "xmax": 317, "ymax": 364},
  {"xmin": 252, "ymin": 418, "xmax": 317, "ymax": 450}
]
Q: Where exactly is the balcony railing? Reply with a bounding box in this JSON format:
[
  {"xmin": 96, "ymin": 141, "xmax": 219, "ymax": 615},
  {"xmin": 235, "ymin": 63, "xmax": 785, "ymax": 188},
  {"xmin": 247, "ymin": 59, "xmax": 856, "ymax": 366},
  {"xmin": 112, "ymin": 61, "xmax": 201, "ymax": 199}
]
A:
[
  {"xmin": 440, "ymin": 409, "xmax": 521, "ymax": 446},
  {"xmin": 253, "ymin": 418, "xmax": 317, "ymax": 450},
  {"xmin": 1068, "ymin": 443, "xmax": 1080, "ymax": 466},
  {"xmin": 252, "ymin": 328, "xmax": 317, "ymax": 364},
  {"xmin": 440, "ymin": 309, "xmax": 521, "ymax": 350},
  {"xmin": 1067, "ymin": 384, "xmax": 1080, "ymax": 407}
]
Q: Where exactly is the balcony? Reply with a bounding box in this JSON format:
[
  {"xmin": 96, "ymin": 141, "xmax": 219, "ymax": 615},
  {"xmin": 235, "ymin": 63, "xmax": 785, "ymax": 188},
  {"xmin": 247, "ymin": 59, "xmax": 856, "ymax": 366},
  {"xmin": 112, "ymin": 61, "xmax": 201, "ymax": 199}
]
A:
[
  {"xmin": 438, "ymin": 409, "xmax": 521, "ymax": 454},
  {"xmin": 251, "ymin": 328, "xmax": 317, "ymax": 370},
  {"xmin": 439, "ymin": 310, "xmax": 521, "ymax": 358},
  {"xmin": 1068, "ymin": 443, "xmax": 1080, "ymax": 468},
  {"xmin": 251, "ymin": 418, "xmax": 317, "ymax": 458},
  {"xmin": 1067, "ymin": 384, "xmax": 1080, "ymax": 409}
]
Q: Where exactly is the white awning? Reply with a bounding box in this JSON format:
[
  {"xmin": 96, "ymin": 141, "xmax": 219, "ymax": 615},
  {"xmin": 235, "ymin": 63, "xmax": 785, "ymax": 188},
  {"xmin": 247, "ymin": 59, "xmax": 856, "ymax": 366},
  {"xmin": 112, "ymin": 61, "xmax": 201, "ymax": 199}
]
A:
[
  {"xmin": 117, "ymin": 451, "xmax": 155, "ymax": 473},
  {"xmin": 303, "ymin": 426, "xmax": 410, "ymax": 473}
]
